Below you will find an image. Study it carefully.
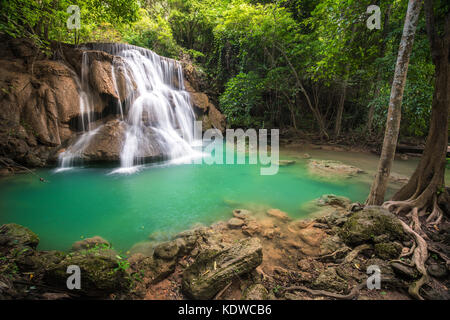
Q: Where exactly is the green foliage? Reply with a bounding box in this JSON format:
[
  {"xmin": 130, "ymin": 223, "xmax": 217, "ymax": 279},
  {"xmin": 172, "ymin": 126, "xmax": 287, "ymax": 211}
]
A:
[
  {"xmin": 220, "ymin": 72, "xmax": 264, "ymax": 127},
  {"xmin": 1, "ymin": 0, "xmax": 438, "ymax": 138},
  {"xmin": 122, "ymin": 8, "xmax": 180, "ymax": 58}
]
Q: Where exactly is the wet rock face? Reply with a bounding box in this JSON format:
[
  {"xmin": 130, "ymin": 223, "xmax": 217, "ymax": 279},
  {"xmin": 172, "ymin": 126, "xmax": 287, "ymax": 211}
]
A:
[
  {"xmin": 0, "ymin": 36, "xmax": 225, "ymax": 170},
  {"xmin": 339, "ymin": 206, "xmax": 406, "ymax": 246},
  {"xmin": 182, "ymin": 237, "xmax": 263, "ymax": 299}
]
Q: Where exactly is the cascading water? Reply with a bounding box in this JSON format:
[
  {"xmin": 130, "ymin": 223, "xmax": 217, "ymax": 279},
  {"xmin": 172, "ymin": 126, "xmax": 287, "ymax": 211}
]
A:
[
  {"xmin": 58, "ymin": 43, "xmax": 200, "ymax": 173},
  {"xmin": 57, "ymin": 52, "xmax": 98, "ymax": 171}
]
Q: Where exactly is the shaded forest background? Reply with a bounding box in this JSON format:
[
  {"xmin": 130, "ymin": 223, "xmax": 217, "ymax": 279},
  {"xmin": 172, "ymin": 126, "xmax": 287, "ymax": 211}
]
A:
[{"xmin": 0, "ymin": 0, "xmax": 445, "ymax": 142}]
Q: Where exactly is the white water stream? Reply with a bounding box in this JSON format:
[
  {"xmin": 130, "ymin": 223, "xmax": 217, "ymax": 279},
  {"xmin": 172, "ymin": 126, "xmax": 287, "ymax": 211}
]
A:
[{"xmin": 58, "ymin": 44, "xmax": 200, "ymax": 173}]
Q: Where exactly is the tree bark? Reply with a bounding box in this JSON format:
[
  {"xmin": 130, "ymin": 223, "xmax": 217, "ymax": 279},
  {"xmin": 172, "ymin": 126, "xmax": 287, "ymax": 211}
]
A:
[
  {"xmin": 366, "ymin": 0, "xmax": 422, "ymax": 205},
  {"xmin": 391, "ymin": 0, "xmax": 450, "ymax": 212}
]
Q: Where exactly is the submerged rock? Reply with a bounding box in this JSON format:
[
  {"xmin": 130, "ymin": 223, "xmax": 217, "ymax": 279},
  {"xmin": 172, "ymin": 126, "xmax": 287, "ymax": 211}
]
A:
[
  {"xmin": 129, "ymin": 241, "xmax": 155, "ymax": 257},
  {"xmin": 316, "ymin": 194, "xmax": 351, "ymax": 208},
  {"xmin": 339, "ymin": 206, "xmax": 406, "ymax": 246},
  {"xmin": 228, "ymin": 218, "xmax": 245, "ymax": 229},
  {"xmin": 307, "ymin": 160, "xmax": 365, "ymax": 179},
  {"xmin": 182, "ymin": 237, "xmax": 263, "ymax": 299},
  {"xmin": 276, "ymin": 160, "xmax": 296, "ymax": 166},
  {"xmin": 233, "ymin": 209, "xmax": 253, "ymax": 220},
  {"xmin": 266, "ymin": 209, "xmax": 291, "ymax": 221}
]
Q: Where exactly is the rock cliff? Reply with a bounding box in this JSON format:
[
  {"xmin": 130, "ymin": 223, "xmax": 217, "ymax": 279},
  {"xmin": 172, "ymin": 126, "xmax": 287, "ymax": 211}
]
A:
[{"xmin": 0, "ymin": 36, "xmax": 225, "ymax": 174}]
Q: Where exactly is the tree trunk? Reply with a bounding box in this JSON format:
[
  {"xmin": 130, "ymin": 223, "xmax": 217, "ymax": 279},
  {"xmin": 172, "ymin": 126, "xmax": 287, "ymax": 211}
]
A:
[
  {"xmin": 366, "ymin": 0, "xmax": 422, "ymax": 205},
  {"xmin": 391, "ymin": 0, "xmax": 449, "ymax": 213}
]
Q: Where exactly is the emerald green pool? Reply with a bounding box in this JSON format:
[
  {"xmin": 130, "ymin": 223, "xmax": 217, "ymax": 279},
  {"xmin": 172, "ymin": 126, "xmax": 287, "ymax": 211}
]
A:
[{"xmin": 0, "ymin": 153, "xmax": 375, "ymax": 252}]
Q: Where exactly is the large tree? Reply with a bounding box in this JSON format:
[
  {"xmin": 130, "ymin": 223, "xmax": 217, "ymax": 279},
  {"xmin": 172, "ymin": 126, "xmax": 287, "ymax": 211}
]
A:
[
  {"xmin": 366, "ymin": 0, "xmax": 423, "ymax": 205},
  {"xmin": 382, "ymin": 0, "xmax": 449, "ymax": 300}
]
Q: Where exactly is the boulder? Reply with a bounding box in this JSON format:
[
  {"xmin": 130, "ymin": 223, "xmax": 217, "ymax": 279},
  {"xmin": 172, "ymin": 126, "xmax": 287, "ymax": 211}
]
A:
[
  {"xmin": 228, "ymin": 218, "xmax": 245, "ymax": 229},
  {"xmin": 307, "ymin": 160, "xmax": 365, "ymax": 179},
  {"xmin": 0, "ymin": 223, "xmax": 39, "ymax": 250},
  {"xmin": 129, "ymin": 241, "xmax": 155, "ymax": 257},
  {"xmin": 266, "ymin": 209, "xmax": 291, "ymax": 221},
  {"xmin": 316, "ymin": 194, "xmax": 351, "ymax": 208},
  {"xmin": 313, "ymin": 267, "xmax": 348, "ymax": 292},
  {"xmin": 339, "ymin": 206, "xmax": 406, "ymax": 246},
  {"xmin": 233, "ymin": 209, "xmax": 253, "ymax": 220},
  {"xmin": 44, "ymin": 252, "xmax": 130, "ymax": 296},
  {"xmin": 182, "ymin": 237, "xmax": 263, "ymax": 299},
  {"xmin": 71, "ymin": 236, "xmax": 110, "ymax": 251},
  {"xmin": 374, "ymin": 242, "xmax": 402, "ymax": 260},
  {"xmin": 153, "ymin": 240, "xmax": 181, "ymax": 260}
]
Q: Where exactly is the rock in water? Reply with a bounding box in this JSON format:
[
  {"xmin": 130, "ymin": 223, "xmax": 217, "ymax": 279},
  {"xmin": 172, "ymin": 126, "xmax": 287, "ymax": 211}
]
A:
[
  {"xmin": 276, "ymin": 160, "xmax": 296, "ymax": 166},
  {"xmin": 307, "ymin": 159, "xmax": 365, "ymax": 179},
  {"xmin": 266, "ymin": 209, "xmax": 291, "ymax": 221},
  {"xmin": 316, "ymin": 194, "xmax": 351, "ymax": 208},
  {"xmin": 227, "ymin": 218, "xmax": 245, "ymax": 228},
  {"xmin": 71, "ymin": 236, "xmax": 110, "ymax": 251},
  {"xmin": 182, "ymin": 238, "xmax": 263, "ymax": 299}
]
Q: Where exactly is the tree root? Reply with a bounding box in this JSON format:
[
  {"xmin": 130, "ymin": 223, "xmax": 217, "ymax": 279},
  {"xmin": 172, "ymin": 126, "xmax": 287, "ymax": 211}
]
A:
[
  {"xmin": 343, "ymin": 244, "xmax": 371, "ymax": 264},
  {"xmin": 282, "ymin": 282, "xmax": 365, "ymax": 300},
  {"xmin": 398, "ymin": 219, "xmax": 428, "ymax": 300},
  {"xmin": 426, "ymin": 195, "xmax": 443, "ymax": 226},
  {"xmin": 317, "ymin": 246, "xmax": 351, "ymax": 262}
]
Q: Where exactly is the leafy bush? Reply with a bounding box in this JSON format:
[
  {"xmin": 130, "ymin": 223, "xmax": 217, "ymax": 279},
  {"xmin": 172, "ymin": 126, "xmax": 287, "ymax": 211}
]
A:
[{"xmin": 219, "ymin": 72, "xmax": 265, "ymax": 127}]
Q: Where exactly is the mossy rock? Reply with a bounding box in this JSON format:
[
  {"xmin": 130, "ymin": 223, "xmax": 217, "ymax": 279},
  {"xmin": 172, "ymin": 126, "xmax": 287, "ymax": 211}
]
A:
[
  {"xmin": 153, "ymin": 239, "xmax": 181, "ymax": 260},
  {"xmin": 317, "ymin": 194, "xmax": 351, "ymax": 208},
  {"xmin": 339, "ymin": 206, "xmax": 406, "ymax": 246},
  {"xmin": 312, "ymin": 267, "xmax": 348, "ymax": 292},
  {"xmin": 44, "ymin": 252, "xmax": 130, "ymax": 296},
  {"xmin": 15, "ymin": 250, "xmax": 66, "ymax": 273},
  {"xmin": 374, "ymin": 242, "xmax": 402, "ymax": 260},
  {"xmin": 182, "ymin": 237, "xmax": 263, "ymax": 300},
  {"xmin": 71, "ymin": 236, "xmax": 110, "ymax": 251},
  {"xmin": 0, "ymin": 223, "xmax": 39, "ymax": 250}
]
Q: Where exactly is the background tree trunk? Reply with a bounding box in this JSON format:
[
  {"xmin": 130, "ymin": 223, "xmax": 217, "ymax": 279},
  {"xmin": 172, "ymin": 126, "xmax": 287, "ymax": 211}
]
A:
[
  {"xmin": 391, "ymin": 0, "xmax": 449, "ymax": 220},
  {"xmin": 366, "ymin": 0, "xmax": 422, "ymax": 205}
]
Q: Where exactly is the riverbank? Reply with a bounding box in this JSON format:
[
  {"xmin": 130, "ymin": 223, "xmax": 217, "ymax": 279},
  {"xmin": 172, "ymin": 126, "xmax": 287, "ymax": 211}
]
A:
[{"xmin": 1, "ymin": 196, "xmax": 449, "ymax": 300}]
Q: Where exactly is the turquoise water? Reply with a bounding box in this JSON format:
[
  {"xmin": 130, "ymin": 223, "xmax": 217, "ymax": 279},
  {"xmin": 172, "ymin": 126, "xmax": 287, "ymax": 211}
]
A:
[{"xmin": 0, "ymin": 155, "xmax": 371, "ymax": 252}]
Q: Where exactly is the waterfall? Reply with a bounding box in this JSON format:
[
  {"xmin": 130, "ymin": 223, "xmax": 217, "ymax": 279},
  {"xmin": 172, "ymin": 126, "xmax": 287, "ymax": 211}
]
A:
[
  {"xmin": 58, "ymin": 43, "xmax": 200, "ymax": 173},
  {"xmin": 57, "ymin": 52, "xmax": 98, "ymax": 171}
]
